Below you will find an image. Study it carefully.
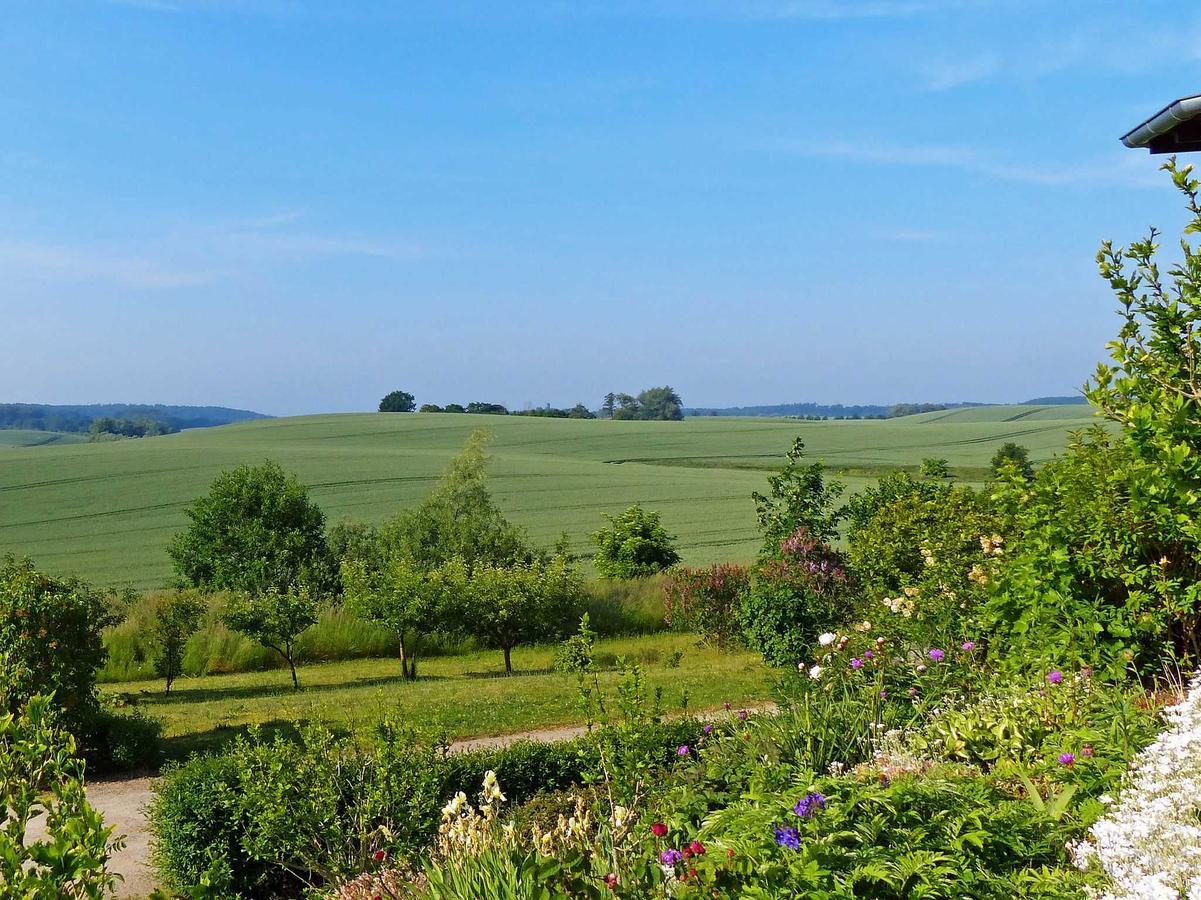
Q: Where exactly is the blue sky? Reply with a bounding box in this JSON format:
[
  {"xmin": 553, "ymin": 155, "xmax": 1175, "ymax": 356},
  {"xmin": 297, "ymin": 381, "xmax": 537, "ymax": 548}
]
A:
[{"xmin": 2, "ymin": 1, "xmax": 1197, "ymax": 415}]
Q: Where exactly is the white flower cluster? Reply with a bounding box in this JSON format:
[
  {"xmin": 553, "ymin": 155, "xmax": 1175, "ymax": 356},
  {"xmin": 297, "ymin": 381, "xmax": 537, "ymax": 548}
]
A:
[{"xmin": 1071, "ymin": 677, "xmax": 1201, "ymax": 899}]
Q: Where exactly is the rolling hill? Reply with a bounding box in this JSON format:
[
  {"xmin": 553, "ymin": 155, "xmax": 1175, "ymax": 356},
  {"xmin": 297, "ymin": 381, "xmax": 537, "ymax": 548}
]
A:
[{"xmin": 0, "ymin": 405, "xmax": 1101, "ymax": 589}]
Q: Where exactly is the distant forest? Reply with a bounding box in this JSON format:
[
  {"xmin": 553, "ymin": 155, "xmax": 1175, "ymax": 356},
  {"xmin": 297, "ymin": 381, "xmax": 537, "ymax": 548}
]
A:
[
  {"xmin": 683, "ymin": 401, "xmax": 987, "ymax": 419},
  {"xmin": 685, "ymin": 396, "xmax": 1087, "ymax": 418},
  {"xmin": 0, "ymin": 403, "xmax": 269, "ymax": 434}
]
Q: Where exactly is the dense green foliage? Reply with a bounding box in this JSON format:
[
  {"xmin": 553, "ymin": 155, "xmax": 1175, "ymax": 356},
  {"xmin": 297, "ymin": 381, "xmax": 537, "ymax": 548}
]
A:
[
  {"xmin": 0, "ymin": 402, "xmax": 264, "ymax": 434},
  {"xmin": 223, "ymin": 586, "xmax": 321, "ymax": 689},
  {"xmin": 462, "ymin": 559, "xmax": 581, "ymax": 674},
  {"xmin": 168, "ymin": 460, "xmax": 334, "ymax": 596},
  {"xmin": 591, "ymin": 505, "xmax": 681, "ymax": 579},
  {"xmin": 751, "ymin": 437, "xmax": 843, "ymax": 549},
  {"xmin": 380, "ymin": 430, "xmax": 532, "ymax": 573},
  {"xmin": 606, "ymin": 386, "xmax": 684, "ymax": 421},
  {"xmin": 0, "ymin": 556, "xmax": 117, "ymax": 739},
  {"xmin": 379, "ymin": 390, "xmax": 417, "ymax": 412},
  {"xmin": 991, "ymin": 441, "xmax": 1035, "ymax": 480},
  {"xmin": 0, "ymin": 689, "xmax": 122, "ymax": 898},
  {"xmin": 739, "ymin": 528, "xmax": 857, "ymax": 667},
  {"xmin": 148, "ymin": 715, "xmax": 697, "ymax": 896},
  {"xmin": 342, "ymin": 556, "xmax": 461, "ymax": 679}
]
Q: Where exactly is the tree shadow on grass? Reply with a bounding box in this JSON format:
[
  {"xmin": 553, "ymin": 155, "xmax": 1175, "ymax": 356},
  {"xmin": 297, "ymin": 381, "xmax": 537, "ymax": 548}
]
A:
[
  {"xmin": 113, "ymin": 672, "xmax": 452, "ymax": 707},
  {"xmin": 461, "ymin": 667, "xmax": 555, "ymax": 679},
  {"xmin": 159, "ymin": 718, "xmax": 310, "ymax": 764}
]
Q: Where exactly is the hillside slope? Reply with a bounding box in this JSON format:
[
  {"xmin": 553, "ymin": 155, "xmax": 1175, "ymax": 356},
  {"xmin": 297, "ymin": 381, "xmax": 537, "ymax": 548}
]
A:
[{"xmin": 0, "ymin": 406, "xmax": 1100, "ymax": 588}]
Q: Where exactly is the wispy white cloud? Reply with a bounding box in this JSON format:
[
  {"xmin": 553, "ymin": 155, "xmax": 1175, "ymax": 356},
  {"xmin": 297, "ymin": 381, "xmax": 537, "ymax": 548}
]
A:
[
  {"xmin": 873, "ymin": 228, "xmax": 950, "ymax": 242},
  {"xmin": 779, "ymin": 138, "xmax": 1162, "ymax": 189},
  {"xmin": 105, "ymin": 0, "xmax": 989, "ymax": 20},
  {"xmin": 917, "ymin": 54, "xmax": 1000, "ymax": 91},
  {"xmin": 0, "ymin": 240, "xmax": 215, "ymax": 289},
  {"xmin": 0, "ymin": 213, "xmax": 427, "ymax": 290},
  {"xmin": 907, "ymin": 17, "xmax": 1201, "ymax": 90}
]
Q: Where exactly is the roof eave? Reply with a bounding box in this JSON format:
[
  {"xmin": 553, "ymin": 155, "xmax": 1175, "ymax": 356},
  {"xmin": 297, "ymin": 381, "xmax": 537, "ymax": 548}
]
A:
[{"xmin": 1122, "ymin": 95, "xmax": 1201, "ymax": 148}]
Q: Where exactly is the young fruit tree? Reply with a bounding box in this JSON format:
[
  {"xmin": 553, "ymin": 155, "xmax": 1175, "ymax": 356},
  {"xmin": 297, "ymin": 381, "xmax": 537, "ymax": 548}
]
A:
[
  {"xmin": 341, "ymin": 556, "xmax": 462, "ymax": 680},
  {"xmin": 222, "ymin": 585, "xmax": 319, "ymax": 689},
  {"xmin": 463, "ymin": 559, "xmax": 580, "ymax": 675},
  {"xmin": 151, "ymin": 591, "xmax": 206, "ymax": 695}
]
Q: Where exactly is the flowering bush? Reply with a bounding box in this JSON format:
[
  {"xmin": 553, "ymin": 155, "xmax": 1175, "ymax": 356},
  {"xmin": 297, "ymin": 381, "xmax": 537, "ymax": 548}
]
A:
[
  {"xmin": 739, "ymin": 528, "xmax": 856, "ymax": 667},
  {"xmin": 1071, "ymin": 675, "xmax": 1201, "ymax": 898},
  {"xmin": 662, "ymin": 564, "xmax": 750, "ymax": 647}
]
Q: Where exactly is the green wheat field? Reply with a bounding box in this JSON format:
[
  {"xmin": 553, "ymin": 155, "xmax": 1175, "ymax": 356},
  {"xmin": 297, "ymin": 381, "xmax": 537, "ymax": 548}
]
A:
[{"xmin": 0, "ymin": 405, "xmax": 1099, "ymax": 588}]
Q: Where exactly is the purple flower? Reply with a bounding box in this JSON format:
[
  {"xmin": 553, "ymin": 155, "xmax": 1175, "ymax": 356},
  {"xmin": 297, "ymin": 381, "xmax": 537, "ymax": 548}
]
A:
[
  {"xmin": 774, "ymin": 826, "xmax": 800, "ymax": 850},
  {"xmin": 793, "ymin": 792, "xmax": 826, "ymax": 819},
  {"xmin": 660, "ymin": 849, "xmax": 684, "ymax": 866},
  {"xmin": 1047, "ymin": 670, "xmax": 1063, "ymax": 685},
  {"xmin": 850, "ymin": 658, "xmax": 863, "ymax": 670},
  {"xmin": 879, "ymin": 689, "xmax": 888, "ymax": 699},
  {"xmin": 676, "ymin": 745, "xmax": 690, "ymax": 757},
  {"xmin": 738, "ymin": 709, "xmax": 748, "ymax": 721},
  {"xmin": 1059, "ymin": 752, "xmax": 1076, "ymax": 767},
  {"xmin": 961, "ymin": 641, "xmax": 975, "ymax": 652},
  {"xmin": 702, "ymin": 723, "xmax": 713, "ymax": 735},
  {"xmin": 864, "ymin": 650, "xmax": 874, "ymax": 660},
  {"xmin": 928, "ymin": 648, "xmax": 945, "ymax": 663}
]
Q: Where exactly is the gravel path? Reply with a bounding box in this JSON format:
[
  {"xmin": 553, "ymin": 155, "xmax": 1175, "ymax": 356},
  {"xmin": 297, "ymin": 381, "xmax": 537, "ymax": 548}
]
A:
[{"xmin": 32, "ymin": 707, "xmax": 770, "ymax": 898}]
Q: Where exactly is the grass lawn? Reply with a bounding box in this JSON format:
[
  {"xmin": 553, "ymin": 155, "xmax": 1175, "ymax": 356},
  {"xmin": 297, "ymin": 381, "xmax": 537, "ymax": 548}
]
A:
[{"xmin": 104, "ymin": 633, "xmax": 775, "ymax": 762}]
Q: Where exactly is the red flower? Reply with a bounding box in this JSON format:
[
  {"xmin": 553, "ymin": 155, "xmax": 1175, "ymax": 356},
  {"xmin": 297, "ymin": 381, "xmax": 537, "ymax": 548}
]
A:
[
  {"xmin": 651, "ymin": 822, "xmax": 668, "ymax": 837},
  {"xmin": 689, "ymin": 840, "xmax": 705, "ymax": 856},
  {"xmin": 604, "ymin": 873, "xmax": 618, "ymax": 889},
  {"xmin": 373, "ymin": 850, "xmax": 386, "ymax": 863},
  {"xmin": 688, "ymin": 868, "xmax": 698, "ymax": 880},
  {"xmin": 726, "ymin": 848, "xmax": 735, "ymax": 859}
]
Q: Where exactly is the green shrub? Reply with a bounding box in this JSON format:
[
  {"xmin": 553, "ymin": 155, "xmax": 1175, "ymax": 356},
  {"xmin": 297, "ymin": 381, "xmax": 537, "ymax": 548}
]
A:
[
  {"xmin": 0, "ymin": 555, "xmax": 118, "ymax": 742},
  {"xmin": 752, "ymin": 436, "xmax": 844, "ymax": 550},
  {"xmin": 984, "ymin": 428, "xmax": 1176, "ymax": 671},
  {"xmin": 0, "ymin": 691, "xmax": 122, "ymax": 897},
  {"xmin": 739, "ymin": 528, "xmax": 856, "ymax": 667},
  {"xmin": 553, "ymin": 614, "xmax": 597, "ymax": 674},
  {"xmin": 88, "ymin": 703, "xmax": 164, "ymax": 773},
  {"xmin": 149, "ymin": 718, "xmax": 700, "ymax": 896},
  {"xmin": 591, "ymin": 504, "xmax": 681, "ymax": 579}
]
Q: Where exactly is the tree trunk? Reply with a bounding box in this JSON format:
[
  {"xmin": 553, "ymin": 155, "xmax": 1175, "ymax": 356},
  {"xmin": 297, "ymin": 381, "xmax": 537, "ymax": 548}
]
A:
[
  {"xmin": 503, "ymin": 644, "xmax": 513, "ymax": 676},
  {"xmin": 287, "ymin": 647, "xmax": 299, "ymax": 690},
  {"xmin": 400, "ymin": 633, "xmax": 415, "ymax": 680}
]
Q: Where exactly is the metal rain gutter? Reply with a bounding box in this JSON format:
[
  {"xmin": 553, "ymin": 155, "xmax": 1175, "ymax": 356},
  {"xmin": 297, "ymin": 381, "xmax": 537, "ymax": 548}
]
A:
[{"xmin": 1122, "ymin": 94, "xmax": 1201, "ymax": 148}]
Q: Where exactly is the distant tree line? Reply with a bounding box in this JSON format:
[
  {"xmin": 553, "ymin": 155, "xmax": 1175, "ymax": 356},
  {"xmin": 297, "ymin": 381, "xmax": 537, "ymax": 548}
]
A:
[
  {"xmin": 383, "ymin": 386, "xmax": 685, "ymax": 421},
  {"xmin": 88, "ymin": 417, "xmax": 178, "ymax": 439},
  {"xmin": 511, "ymin": 404, "xmax": 596, "ymax": 419},
  {"xmin": 0, "ymin": 403, "xmax": 266, "ymax": 434},
  {"xmin": 418, "ymin": 402, "xmax": 511, "ymax": 415},
  {"xmin": 600, "ymin": 386, "xmax": 683, "ymax": 421},
  {"xmin": 684, "ymin": 401, "xmax": 989, "ymax": 419}
]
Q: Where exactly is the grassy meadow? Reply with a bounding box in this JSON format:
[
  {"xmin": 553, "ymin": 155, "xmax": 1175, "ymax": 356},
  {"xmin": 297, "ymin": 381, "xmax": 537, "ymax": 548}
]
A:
[
  {"xmin": 0, "ymin": 405, "xmax": 1098, "ymax": 589},
  {"xmin": 103, "ymin": 632, "xmax": 773, "ymax": 761}
]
